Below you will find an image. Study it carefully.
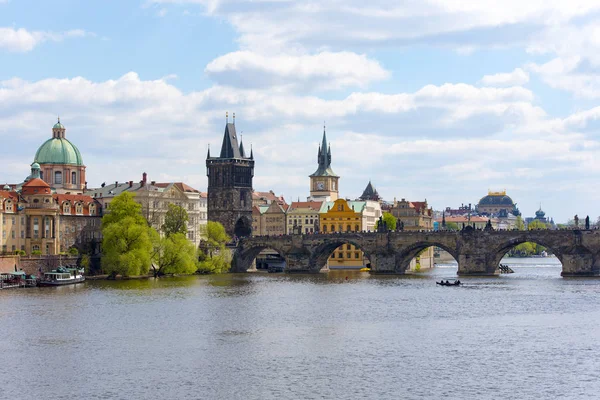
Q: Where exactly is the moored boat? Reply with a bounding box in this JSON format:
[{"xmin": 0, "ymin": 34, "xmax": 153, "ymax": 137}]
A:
[
  {"xmin": 436, "ymin": 280, "xmax": 461, "ymax": 286},
  {"xmin": 39, "ymin": 267, "xmax": 85, "ymax": 287}
]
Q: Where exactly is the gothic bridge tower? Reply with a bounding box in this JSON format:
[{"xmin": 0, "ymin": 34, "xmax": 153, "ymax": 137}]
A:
[{"xmin": 206, "ymin": 113, "xmax": 254, "ymax": 237}]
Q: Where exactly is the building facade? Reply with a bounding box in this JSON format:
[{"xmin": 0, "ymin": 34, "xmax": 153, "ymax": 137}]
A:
[
  {"xmin": 206, "ymin": 118, "xmax": 254, "ymax": 237},
  {"xmin": 476, "ymin": 190, "xmax": 520, "ymax": 216},
  {"xmin": 286, "ymin": 201, "xmax": 322, "ymax": 235},
  {"xmin": 1, "ymin": 164, "xmax": 101, "ymax": 255},
  {"xmin": 320, "ymin": 199, "xmax": 365, "ymax": 268},
  {"xmin": 389, "ymin": 199, "xmax": 433, "ymax": 231}
]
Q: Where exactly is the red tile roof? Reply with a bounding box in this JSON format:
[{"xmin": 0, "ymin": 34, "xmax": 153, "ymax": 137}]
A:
[
  {"xmin": 288, "ymin": 201, "xmax": 323, "ymax": 211},
  {"xmin": 22, "ymin": 178, "xmax": 50, "ymax": 188}
]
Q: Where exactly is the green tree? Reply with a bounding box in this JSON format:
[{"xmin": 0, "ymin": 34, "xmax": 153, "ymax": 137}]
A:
[
  {"xmin": 101, "ymin": 192, "xmax": 152, "ymax": 277},
  {"xmin": 527, "ymin": 220, "xmax": 548, "ymax": 230},
  {"xmin": 198, "ymin": 221, "xmax": 231, "ymax": 273},
  {"xmin": 150, "ymin": 230, "xmax": 198, "ymax": 277},
  {"xmin": 515, "ymin": 215, "xmax": 525, "ymax": 230},
  {"xmin": 375, "ymin": 212, "xmax": 397, "ymax": 231},
  {"xmin": 162, "ymin": 203, "xmax": 189, "ymax": 237},
  {"xmin": 80, "ymin": 254, "xmax": 91, "ymax": 275},
  {"xmin": 445, "ymin": 221, "xmax": 459, "ymax": 231}
]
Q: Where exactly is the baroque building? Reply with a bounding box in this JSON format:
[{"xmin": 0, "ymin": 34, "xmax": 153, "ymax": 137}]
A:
[
  {"xmin": 34, "ymin": 118, "xmax": 86, "ymax": 193},
  {"xmin": 476, "ymin": 190, "xmax": 520, "ymax": 216},
  {"xmin": 320, "ymin": 199, "xmax": 365, "ymax": 268},
  {"xmin": 206, "ymin": 117, "xmax": 254, "ymax": 237},
  {"xmin": 286, "ymin": 201, "xmax": 322, "ymax": 234},
  {"xmin": 1, "ymin": 164, "xmax": 101, "ymax": 255},
  {"xmin": 309, "ymin": 127, "xmax": 339, "ymax": 202}
]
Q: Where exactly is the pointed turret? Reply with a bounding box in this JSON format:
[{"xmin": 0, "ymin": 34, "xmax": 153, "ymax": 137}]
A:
[
  {"xmin": 219, "ymin": 123, "xmax": 242, "ymax": 158},
  {"xmin": 359, "ymin": 180, "xmax": 380, "ymax": 201},
  {"xmin": 207, "ymin": 145, "xmax": 211, "ymax": 159},
  {"xmin": 250, "ymin": 144, "xmax": 253, "ymax": 160},
  {"xmin": 310, "ymin": 125, "xmax": 338, "ymax": 177},
  {"xmin": 239, "ymin": 137, "xmax": 246, "ymax": 158}
]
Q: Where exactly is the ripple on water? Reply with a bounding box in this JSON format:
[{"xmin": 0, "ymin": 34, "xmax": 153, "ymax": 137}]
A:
[{"xmin": 1, "ymin": 264, "xmax": 600, "ymax": 400}]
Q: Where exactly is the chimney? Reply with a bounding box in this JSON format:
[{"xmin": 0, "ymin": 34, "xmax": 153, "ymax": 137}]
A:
[
  {"xmin": 142, "ymin": 172, "xmax": 147, "ymax": 185},
  {"xmin": 115, "ymin": 181, "xmax": 118, "ymax": 187},
  {"xmin": 129, "ymin": 181, "xmax": 133, "ymax": 188}
]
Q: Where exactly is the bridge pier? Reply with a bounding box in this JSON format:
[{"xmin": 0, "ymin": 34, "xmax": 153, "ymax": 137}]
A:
[
  {"xmin": 561, "ymin": 252, "xmax": 598, "ymax": 277},
  {"xmin": 369, "ymin": 252, "xmax": 400, "ymax": 274},
  {"xmin": 284, "ymin": 252, "xmax": 313, "ymax": 273},
  {"xmin": 458, "ymin": 253, "xmax": 498, "ymax": 276}
]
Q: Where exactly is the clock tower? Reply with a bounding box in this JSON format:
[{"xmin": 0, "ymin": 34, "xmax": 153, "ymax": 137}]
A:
[{"xmin": 309, "ymin": 126, "xmax": 339, "ymax": 201}]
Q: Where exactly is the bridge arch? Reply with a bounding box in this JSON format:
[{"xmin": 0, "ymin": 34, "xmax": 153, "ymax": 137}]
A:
[
  {"xmin": 489, "ymin": 234, "xmax": 572, "ymax": 274},
  {"xmin": 232, "ymin": 243, "xmax": 288, "ymax": 273},
  {"xmin": 310, "ymin": 235, "xmax": 374, "ymax": 273},
  {"xmin": 395, "ymin": 241, "xmax": 459, "ymax": 274}
]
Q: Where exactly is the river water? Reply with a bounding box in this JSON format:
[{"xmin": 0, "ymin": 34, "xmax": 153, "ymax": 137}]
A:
[{"xmin": 2, "ymin": 257, "xmax": 600, "ymax": 400}]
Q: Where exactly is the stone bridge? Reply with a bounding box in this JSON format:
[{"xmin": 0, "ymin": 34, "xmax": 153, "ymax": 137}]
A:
[{"xmin": 232, "ymin": 229, "xmax": 600, "ymax": 276}]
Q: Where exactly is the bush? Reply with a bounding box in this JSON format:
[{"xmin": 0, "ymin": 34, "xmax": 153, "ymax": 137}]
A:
[
  {"xmin": 31, "ymin": 250, "xmax": 42, "ymax": 256},
  {"xmin": 68, "ymin": 247, "xmax": 79, "ymax": 256},
  {"xmin": 14, "ymin": 250, "xmax": 26, "ymax": 256}
]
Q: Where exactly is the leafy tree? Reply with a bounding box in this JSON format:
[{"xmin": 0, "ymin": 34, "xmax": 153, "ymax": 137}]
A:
[
  {"xmin": 527, "ymin": 220, "xmax": 548, "ymax": 230},
  {"xmin": 515, "ymin": 215, "xmax": 525, "ymax": 230},
  {"xmin": 150, "ymin": 230, "xmax": 198, "ymax": 277},
  {"xmin": 68, "ymin": 247, "xmax": 79, "ymax": 256},
  {"xmin": 162, "ymin": 203, "xmax": 189, "ymax": 237},
  {"xmin": 198, "ymin": 221, "xmax": 231, "ymax": 273},
  {"xmin": 102, "ymin": 192, "xmax": 147, "ymax": 226},
  {"xmin": 375, "ymin": 212, "xmax": 397, "ymax": 231},
  {"xmin": 80, "ymin": 254, "xmax": 91, "ymax": 275},
  {"xmin": 445, "ymin": 221, "xmax": 459, "ymax": 231},
  {"xmin": 101, "ymin": 192, "xmax": 152, "ymax": 277}
]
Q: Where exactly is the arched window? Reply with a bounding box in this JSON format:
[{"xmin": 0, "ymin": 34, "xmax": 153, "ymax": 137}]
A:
[
  {"xmin": 355, "ymin": 225, "xmax": 360, "ymax": 231},
  {"xmin": 76, "ymin": 203, "xmax": 83, "ymax": 215},
  {"xmin": 54, "ymin": 171, "xmax": 62, "ymax": 184},
  {"xmin": 346, "ymin": 225, "xmax": 351, "ymax": 232},
  {"xmin": 63, "ymin": 202, "xmax": 71, "ymax": 214},
  {"xmin": 72, "ymin": 172, "xmax": 77, "ymax": 185},
  {"xmin": 330, "ymin": 224, "xmax": 335, "ymax": 232},
  {"xmin": 322, "ymin": 225, "xmax": 327, "ymax": 233},
  {"xmin": 89, "ymin": 204, "xmax": 96, "ymax": 216}
]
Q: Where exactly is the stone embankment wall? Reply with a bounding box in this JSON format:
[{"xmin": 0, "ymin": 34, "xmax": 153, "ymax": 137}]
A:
[
  {"xmin": 18, "ymin": 256, "xmax": 79, "ymax": 275},
  {"xmin": 0, "ymin": 256, "xmax": 19, "ymax": 273}
]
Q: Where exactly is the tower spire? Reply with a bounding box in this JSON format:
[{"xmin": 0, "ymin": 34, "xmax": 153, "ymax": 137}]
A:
[{"xmin": 207, "ymin": 144, "xmax": 211, "ymax": 159}]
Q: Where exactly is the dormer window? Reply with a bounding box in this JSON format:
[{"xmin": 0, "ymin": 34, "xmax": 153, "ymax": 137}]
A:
[
  {"xmin": 76, "ymin": 203, "xmax": 83, "ymax": 215},
  {"xmin": 63, "ymin": 202, "xmax": 71, "ymax": 214},
  {"xmin": 89, "ymin": 204, "xmax": 96, "ymax": 216}
]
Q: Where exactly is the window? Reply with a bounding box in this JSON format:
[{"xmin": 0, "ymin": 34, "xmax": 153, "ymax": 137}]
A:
[
  {"xmin": 89, "ymin": 205, "xmax": 96, "ymax": 216},
  {"xmin": 63, "ymin": 203, "xmax": 71, "ymax": 214},
  {"xmin": 11, "ymin": 230, "xmax": 14, "ymax": 238},
  {"xmin": 346, "ymin": 244, "xmax": 351, "ymax": 250},
  {"xmin": 355, "ymin": 252, "xmax": 360, "ymax": 259},
  {"xmin": 355, "ymin": 225, "xmax": 360, "ymax": 231},
  {"xmin": 20, "ymin": 231, "xmax": 24, "ymax": 238},
  {"xmin": 330, "ymin": 225, "xmax": 335, "ymax": 232},
  {"xmin": 33, "ymin": 218, "xmax": 39, "ymax": 239},
  {"xmin": 54, "ymin": 171, "xmax": 62, "ymax": 184},
  {"xmin": 76, "ymin": 203, "xmax": 83, "ymax": 215},
  {"xmin": 322, "ymin": 225, "xmax": 327, "ymax": 232},
  {"xmin": 346, "ymin": 225, "xmax": 351, "ymax": 232},
  {"xmin": 72, "ymin": 171, "xmax": 77, "ymax": 185},
  {"xmin": 346, "ymin": 252, "xmax": 351, "ymax": 258},
  {"xmin": 331, "ymin": 252, "xmax": 335, "ymax": 259}
]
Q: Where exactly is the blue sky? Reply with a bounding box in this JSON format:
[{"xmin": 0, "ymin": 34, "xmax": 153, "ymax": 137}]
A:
[{"xmin": 2, "ymin": 0, "xmax": 600, "ymax": 223}]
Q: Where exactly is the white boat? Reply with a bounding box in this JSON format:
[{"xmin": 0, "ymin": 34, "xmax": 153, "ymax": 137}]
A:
[{"xmin": 39, "ymin": 267, "xmax": 85, "ymax": 287}]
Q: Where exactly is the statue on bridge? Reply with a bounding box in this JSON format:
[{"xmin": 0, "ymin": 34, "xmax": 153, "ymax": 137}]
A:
[
  {"xmin": 574, "ymin": 215, "xmax": 579, "ymax": 228},
  {"xmin": 484, "ymin": 219, "xmax": 494, "ymax": 231},
  {"xmin": 586, "ymin": 215, "xmax": 590, "ymax": 230}
]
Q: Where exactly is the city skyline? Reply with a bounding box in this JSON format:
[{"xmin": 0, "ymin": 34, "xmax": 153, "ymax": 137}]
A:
[{"xmin": 2, "ymin": 1, "xmax": 600, "ymax": 222}]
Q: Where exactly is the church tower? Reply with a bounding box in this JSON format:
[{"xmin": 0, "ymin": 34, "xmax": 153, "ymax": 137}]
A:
[
  {"xmin": 309, "ymin": 126, "xmax": 339, "ymax": 201},
  {"xmin": 206, "ymin": 113, "xmax": 254, "ymax": 237}
]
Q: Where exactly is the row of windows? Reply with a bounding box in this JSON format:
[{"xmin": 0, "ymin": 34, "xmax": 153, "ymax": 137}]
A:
[
  {"xmin": 330, "ymin": 252, "xmax": 361, "ymax": 259},
  {"xmin": 322, "ymin": 225, "xmax": 360, "ymax": 232}
]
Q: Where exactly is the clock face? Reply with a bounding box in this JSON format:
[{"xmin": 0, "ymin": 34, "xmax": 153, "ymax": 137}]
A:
[{"xmin": 317, "ymin": 181, "xmax": 325, "ymax": 190}]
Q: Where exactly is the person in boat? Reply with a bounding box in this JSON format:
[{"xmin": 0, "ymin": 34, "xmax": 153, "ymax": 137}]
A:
[
  {"xmin": 445, "ymin": 280, "xmax": 450, "ymax": 284},
  {"xmin": 456, "ymin": 280, "xmax": 461, "ymax": 285}
]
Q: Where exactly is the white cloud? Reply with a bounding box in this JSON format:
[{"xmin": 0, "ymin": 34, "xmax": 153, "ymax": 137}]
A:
[
  {"xmin": 480, "ymin": 68, "xmax": 529, "ymax": 87},
  {"xmin": 2, "ymin": 71, "xmax": 598, "ymax": 220},
  {"xmin": 0, "ymin": 27, "xmax": 89, "ymax": 52},
  {"xmin": 205, "ymin": 51, "xmax": 390, "ymax": 90}
]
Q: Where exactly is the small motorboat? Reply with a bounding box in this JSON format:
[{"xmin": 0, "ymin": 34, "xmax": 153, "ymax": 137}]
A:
[
  {"xmin": 436, "ymin": 280, "xmax": 461, "ymax": 286},
  {"xmin": 359, "ymin": 267, "xmax": 371, "ymax": 272}
]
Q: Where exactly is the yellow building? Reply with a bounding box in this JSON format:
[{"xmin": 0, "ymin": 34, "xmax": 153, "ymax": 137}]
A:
[{"xmin": 320, "ymin": 199, "xmax": 365, "ymax": 268}]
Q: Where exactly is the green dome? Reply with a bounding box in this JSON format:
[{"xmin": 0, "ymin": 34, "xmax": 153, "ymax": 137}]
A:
[
  {"xmin": 34, "ymin": 138, "xmax": 84, "ymax": 166},
  {"xmin": 53, "ymin": 122, "xmax": 65, "ymax": 129},
  {"xmin": 31, "ymin": 162, "xmax": 40, "ymax": 169}
]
